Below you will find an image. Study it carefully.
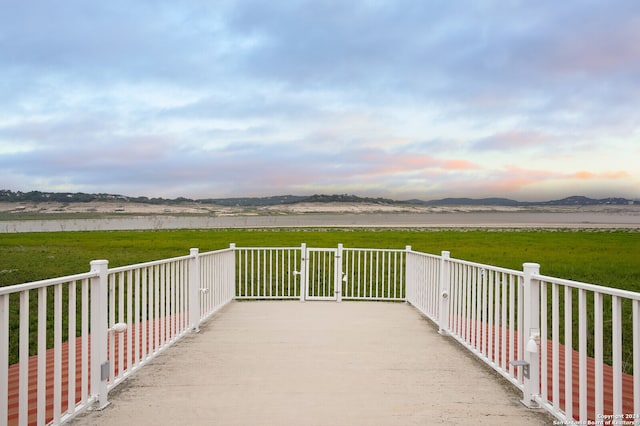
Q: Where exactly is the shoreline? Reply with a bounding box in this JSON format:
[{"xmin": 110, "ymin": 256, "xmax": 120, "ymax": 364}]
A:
[
  {"xmin": 2, "ymin": 201, "xmax": 640, "ymax": 232},
  {"xmin": 2, "ymin": 210, "xmax": 640, "ymax": 233}
]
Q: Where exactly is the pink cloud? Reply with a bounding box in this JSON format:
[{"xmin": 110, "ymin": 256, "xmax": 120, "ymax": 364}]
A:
[
  {"xmin": 443, "ymin": 159, "xmax": 476, "ymax": 170},
  {"xmin": 570, "ymin": 170, "xmax": 629, "ymax": 180},
  {"xmin": 361, "ymin": 151, "xmax": 480, "ymax": 176}
]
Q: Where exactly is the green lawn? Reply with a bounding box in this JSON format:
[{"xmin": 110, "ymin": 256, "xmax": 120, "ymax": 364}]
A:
[
  {"xmin": 1, "ymin": 228, "xmax": 639, "ymax": 291},
  {"xmin": 1, "ymin": 228, "xmax": 639, "ymax": 369}
]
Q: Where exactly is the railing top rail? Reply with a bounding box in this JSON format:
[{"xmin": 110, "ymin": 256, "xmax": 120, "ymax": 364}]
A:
[
  {"xmin": 343, "ymin": 247, "xmax": 407, "ymax": 253},
  {"xmin": 534, "ymin": 272, "xmax": 640, "ymax": 300},
  {"xmin": 407, "ymin": 250, "xmax": 441, "ymax": 260},
  {"xmin": 200, "ymin": 247, "xmax": 235, "ymax": 256},
  {"xmin": 0, "ymin": 270, "xmax": 98, "ymax": 295},
  {"xmin": 108, "ymin": 254, "xmax": 192, "ymax": 274},
  {"xmin": 448, "ymin": 256, "xmax": 524, "ymax": 276},
  {"xmin": 235, "ymin": 246, "xmax": 302, "ymax": 251}
]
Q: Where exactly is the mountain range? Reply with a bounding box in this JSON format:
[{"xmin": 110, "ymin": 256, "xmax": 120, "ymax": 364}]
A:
[{"xmin": 1, "ymin": 190, "xmax": 637, "ymax": 206}]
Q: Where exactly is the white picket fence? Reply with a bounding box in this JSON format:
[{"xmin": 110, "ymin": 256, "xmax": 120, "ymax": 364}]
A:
[{"xmin": 1, "ymin": 244, "xmax": 638, "ymax": 425}]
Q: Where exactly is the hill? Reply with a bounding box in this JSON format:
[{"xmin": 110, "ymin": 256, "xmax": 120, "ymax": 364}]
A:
[{"xmin": 0, "ymin": 189, "xmax": 637, "ymax": 207}]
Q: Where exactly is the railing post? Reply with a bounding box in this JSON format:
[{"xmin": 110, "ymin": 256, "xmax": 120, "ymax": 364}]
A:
[
  {"xmin": 89, "ymin": 259, "xmax": 109, "ymax": 410},
  {"xmin": 230, "ymin": 243, "xmax": 236, "ymax": 300},
  {"xmin": 438, "ymin": 251, "xmax": 451, "ymax": 335},
  {"xmin": 521, "ymin": 262, "xmax": 541, "ymax": 408},
  {"xmin": 405, "ymin": 246, "xmax": 412, "ymax": 303},
  {"xmin": 336, "ymin": 244, "xmax": 343, "ymax": 303},
  {"xmin": 299, "ymin": 243, "xmax": 307, "ymax": 302},
  {"xmin": 189, "ymin": 248, "xmax": 201, "ymax": 332}
]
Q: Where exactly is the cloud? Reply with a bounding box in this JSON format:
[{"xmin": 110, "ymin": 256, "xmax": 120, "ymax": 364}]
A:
[
  {"xmin": 570, "ymin": 171, "xmax": 630, "ymax": 180},
  {"xmin": 0, "ymin": 0, "xmax": 638, "ymax": 200},
  {"xmin": 473, "ymin": 131, "xmax": 549, "ymax": 151}
]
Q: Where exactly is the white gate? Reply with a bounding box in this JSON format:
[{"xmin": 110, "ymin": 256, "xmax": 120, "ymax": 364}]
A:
[{"xmin": 305, "ymin": 248, "xmax": 341, "ymax": 301}]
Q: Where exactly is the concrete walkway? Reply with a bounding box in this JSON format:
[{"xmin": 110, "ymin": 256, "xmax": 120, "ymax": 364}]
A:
[{"xmin": 70, "ymin": 302, "xmax": 553, "ymax": 426}]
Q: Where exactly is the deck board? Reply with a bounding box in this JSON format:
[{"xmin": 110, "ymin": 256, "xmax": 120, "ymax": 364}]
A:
[{"xmin": 69, "ymin": 301, "xmax": 552, "ymax": 426}]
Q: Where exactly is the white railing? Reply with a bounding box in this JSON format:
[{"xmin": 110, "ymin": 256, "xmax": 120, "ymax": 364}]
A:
[
  {"xmin": 405, "ymin": 248, "xmax": 640, "ymax": 425},
  {"xmin": 197, "ymin": 247, "xmax": 236, "ymax": 325},
  {"xmin": 105, "ymin": 253, "xmax": 192, "ymax": 395},
  {"xmin": 0, "ymin": 271, "xmax": 97, "ymax": 426},
  {"xmin": 1, "ymin": 247, "xmax": 234, "ymax": 426},
  {"xmin": 532, "ymin": 273, "xmax": 640, "ymax": 424},
  {"xmin": 2, "ymin": 243, "xmax": 638, "ymax": 425},
  {"xmin": 405, "ymin": 249, "xmax": 442, "ymax": 322}
]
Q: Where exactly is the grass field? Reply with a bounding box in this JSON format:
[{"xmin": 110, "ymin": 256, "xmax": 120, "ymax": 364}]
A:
[
  {"xmin": 1, "ymin": 228, "xmax": 639, "ymax": 291},
  {"xmin": 1, "ymin": 228, "xmax": 639, "ymax": 369}
]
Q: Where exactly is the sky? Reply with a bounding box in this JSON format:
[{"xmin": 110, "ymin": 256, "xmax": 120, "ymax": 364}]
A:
[{"xmin": 1, "ymin": 1, "xmax": 639, "ymax": 201}]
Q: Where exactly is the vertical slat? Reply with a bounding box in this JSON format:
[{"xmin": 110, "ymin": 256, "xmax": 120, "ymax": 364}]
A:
[
  {"xmin": 508, "ymin": 274, "xmax": 515, "ymax": 377},
  {"xmin": 251, "ymin": 250, "xmax": 255, "ymax": 297},
  {"xmin": 276, "ymin": 249, "xmax": 281, "ymax": 297},
  {"xmin": 288, "ymin": 250, "xmax": 292, "ymax": 297},
  {"xmin": 176, "ymin": 260, "xmax": 181, "ymax": 332},
  {"xmin": 37, "ymin": 287, "xmax": 47, "ymax": 425},
  {"xmin": 594, "ymin": 292, "xmax": 603, "ymax": 418},
  {"xmin": 552, "ymin": 283, "xmax": 559, "ymax": 410},
  {"xmin": 385, "ymin": 251, "xmax": 390, "ymax": 299},
  {"xmin": 487, "ymin": 270, "xmax": 494, "ymax": 361},
  {"xmin": 481, "ymin": 270, "xmax": 491, "ymax": 357},
  {"xmin": 160, "ymin": 265, "xmax": 165, "ymax": 347},
  {"xmin": 516, "ymin": 276, "xmax": 523, "ymax": 383},
  {"xmin": 470, "ymin": 267, "xmax": 477, "ymax": 349},
  {"xmin": 540, "ymin": 281, "xmax": 548, "ymax": 398},
  {"xmin": 578, "ymin": 289, "xmax": 587, "ymax": 421},
  {"xmin": 19, "ymin": 290, "xmax": 29, "ymax": 426},
  {"xmin": 369, "ymin": 251, "xmax": 373, "ymax": 298},
  {"xmin": 564, "ymin": 285, "xmax": 573, "ymax": 420},
  {"xmin": 109, "ymin": 273, "xmax": 116, "ymax": 380},
  {"xmin": 458, "ymin": 265, "xmax": 469, "ymax": 346},
  {"xmin": 81, "ymin": 279, "xmax": 89, "ymax": 402},
  {"xmin": 401, "ymin": 252, "xmax": 405, "ymax": 299},
  {"xmin": 477, "ymin": 269, "xmax": 483, "ymax": 352},
  {"xmin": 393, "ymin": 252, "xmax": 397, "ymax": 299},
  {"xmin": 262, "ymin": 249, "xmax": 266, "ymax": 297},
  {"xmin": 269, "ymin": 249, "xmax": 273, "ymax": 298},
  {"xmin": 255, "ymin": 249, "xmax": 259, "ymax": 297},
  {"xmin": 247, "ymin": 250, "xmax": 252, "ymax": 297},
  {"xmin": 494, "ymin": 273, "xmax": 501, "ymax": 365},
  {"xmin": 451, "ymin": 264, "xmax": 459, "ymax": 335},
  {"xmin": 68, "ymin": 281, "xmax": 77, "ymax": 414},
  {"xmin": 154, "ymin": 265, "xmax": 160, "ymax": 351},
  {"xmin": 127, "ymin": 270, "xmax": 133, "ymax": 371},
  {"xmin": 633, "ymin": 300, "xmax": 640, "ymax": 426},
  {"xmin": 119, "ymin": 271, "xmax": 125, "ymax": 376},
  {"xmin": 501, "ymin": 273, "xmax": 507, "ymax": 371},
  {"xmin": 460, "ymin": 265, "xmax": 470, "ymax": 342},
  {"xmin": 357, "ymin": 251, "xmax": 361, "ymax": 298},
  {"xmin": 201, "ymin": 256, "xmax": 208, "ymax": 313},
  {"xmin": 135, "ymin": 269, "xmax": 141, "ymax": 366},
  {"xmin": 53, "ymin": 283, "xmax": 62, "ymax": 422},
  {"xmin": 142, "ymin": 267, "xmax": 148, "ymax": 361},
  {"xmin": 611, "ymin": 296, "xmax": 622, "ymax": 417},
  {"xmin": 170, "ymin": 262, "xmax": 175, "ymax": 340},
  {"xmin": 245, "ymin": 250, "xmax": 249, "ymax": 296},
  {"xmin": 327, "ymin": 251, "xmax": 331, "ymax": 297},
  {"xmin": 240, "ymin": 250, "xmax": 245, "ymax": 297},
  {"xmin": 0, "ymin": 295, "xmax": 8, "ymax": 424}
]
